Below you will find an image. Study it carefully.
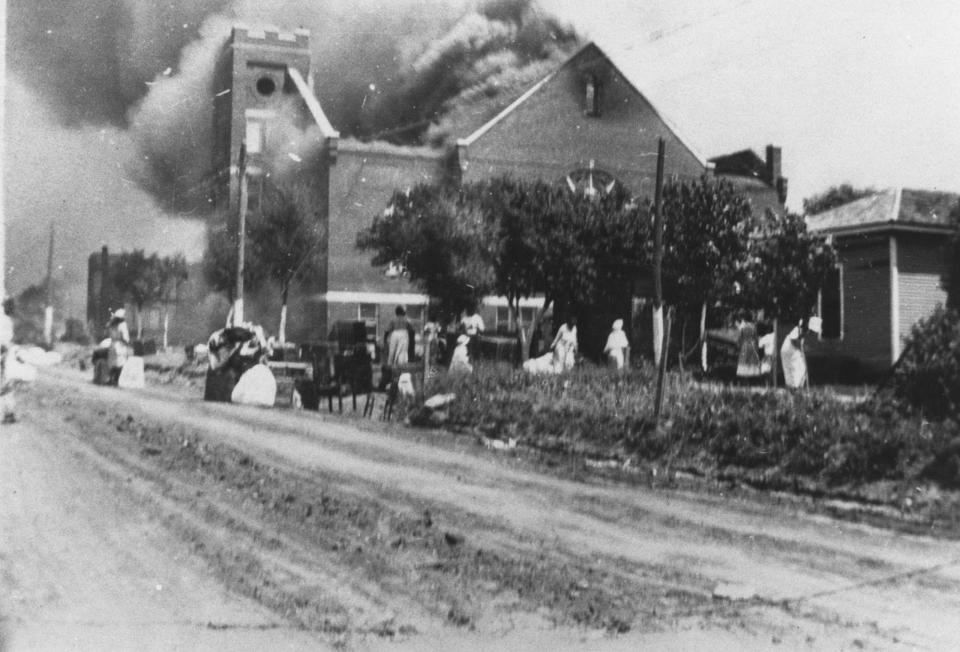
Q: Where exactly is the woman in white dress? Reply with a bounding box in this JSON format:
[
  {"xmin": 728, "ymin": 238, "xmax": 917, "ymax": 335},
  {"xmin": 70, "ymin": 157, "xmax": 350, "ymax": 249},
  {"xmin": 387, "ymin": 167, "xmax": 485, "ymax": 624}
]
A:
[{"xmin": 780, "ymin": 316, "xmax": 821, "ymax": 388}]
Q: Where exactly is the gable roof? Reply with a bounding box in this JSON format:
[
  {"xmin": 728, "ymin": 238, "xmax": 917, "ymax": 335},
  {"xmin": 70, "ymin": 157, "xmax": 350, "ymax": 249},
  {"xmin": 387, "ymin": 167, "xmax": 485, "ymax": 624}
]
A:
[
  {"xmin": 456, "ymin": 42, "xmax": 712, "ymax": 170},
  {"xmin": 807, "ymin": 188, "xmax": 959, "ymax": 235}
]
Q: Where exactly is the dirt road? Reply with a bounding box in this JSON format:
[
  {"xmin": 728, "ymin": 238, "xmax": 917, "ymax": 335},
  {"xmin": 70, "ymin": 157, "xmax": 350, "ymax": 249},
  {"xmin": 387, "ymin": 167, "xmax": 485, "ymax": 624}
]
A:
[
  {"xmin": 4, "ymin": 366, "xmax": 960, "ymax": 650},
  {"xmin": 0, "ymin": 409, "xmax": 328, "ymax": 651}
]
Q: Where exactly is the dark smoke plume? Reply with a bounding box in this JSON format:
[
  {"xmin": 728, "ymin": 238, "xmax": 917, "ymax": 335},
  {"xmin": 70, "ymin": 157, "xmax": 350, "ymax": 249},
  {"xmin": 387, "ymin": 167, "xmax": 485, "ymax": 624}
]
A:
[
  {"xmin": 10, "ymin": 0, "xmax": 578, "ymax": 212},
  {"xmin": 6, "ymin": 0, "xmax": 579, "ymax": 315}
]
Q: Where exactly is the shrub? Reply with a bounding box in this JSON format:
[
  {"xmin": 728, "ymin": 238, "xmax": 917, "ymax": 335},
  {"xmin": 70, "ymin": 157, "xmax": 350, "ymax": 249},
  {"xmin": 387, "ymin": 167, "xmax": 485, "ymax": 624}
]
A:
[
  {"xmin": 416, "ymin": 361, "xmax": 960, "ymax": 489},
  {"xmin": 889, "ymin": 306, "xmax": 960, "ymax": 420}
]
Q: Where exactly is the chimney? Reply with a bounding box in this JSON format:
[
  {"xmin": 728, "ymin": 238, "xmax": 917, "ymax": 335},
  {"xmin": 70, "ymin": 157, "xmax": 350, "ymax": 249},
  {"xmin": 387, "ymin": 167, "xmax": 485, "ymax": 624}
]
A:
[
  {"xmin": 776, "ymin": 177, "xmax": 788, "ymax": 205},
  {"xmin": 765, "ymin": 145, "xmax": 781, "ymax": 186}
]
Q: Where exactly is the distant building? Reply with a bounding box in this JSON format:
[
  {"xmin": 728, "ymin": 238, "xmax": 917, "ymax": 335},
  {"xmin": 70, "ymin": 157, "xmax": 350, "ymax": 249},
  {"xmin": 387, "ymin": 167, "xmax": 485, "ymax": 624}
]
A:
[{"xmin": 807, "ymin": 188, "xmax": 957, "ymax": 372}]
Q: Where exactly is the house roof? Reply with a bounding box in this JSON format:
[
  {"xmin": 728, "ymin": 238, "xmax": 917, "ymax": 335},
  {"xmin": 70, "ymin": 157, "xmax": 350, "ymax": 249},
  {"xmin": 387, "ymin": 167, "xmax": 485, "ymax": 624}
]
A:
[
  {"xmin": 709, "ymin": 149, "xmax": 767, "ymax": 180},
  {"xmin": 456, "ymin": 42, "xmax": 712, "ymax": 170},
  {"xmin": 806, "ymin": 188, "xmax": 959, "ymax": 235}
]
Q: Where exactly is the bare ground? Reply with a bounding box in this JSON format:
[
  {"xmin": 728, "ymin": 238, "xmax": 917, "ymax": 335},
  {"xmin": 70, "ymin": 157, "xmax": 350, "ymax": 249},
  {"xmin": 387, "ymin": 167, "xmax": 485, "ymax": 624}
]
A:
[{"xmin": 3, "ymin": 365, "xmax": 960, "ymax": 650}]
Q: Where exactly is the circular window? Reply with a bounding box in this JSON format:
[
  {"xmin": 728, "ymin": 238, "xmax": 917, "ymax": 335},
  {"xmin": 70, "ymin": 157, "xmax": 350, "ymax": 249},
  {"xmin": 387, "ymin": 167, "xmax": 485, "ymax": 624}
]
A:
[{"xmin": 255, "ymin": 76, "xmax": 276, "ymax": 96}]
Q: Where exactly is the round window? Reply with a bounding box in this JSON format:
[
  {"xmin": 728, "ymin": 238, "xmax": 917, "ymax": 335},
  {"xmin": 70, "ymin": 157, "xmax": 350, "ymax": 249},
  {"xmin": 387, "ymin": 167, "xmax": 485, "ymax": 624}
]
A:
[{"xmin": 255, "ymin": 76, "xmax": 276, "ymax": 96}]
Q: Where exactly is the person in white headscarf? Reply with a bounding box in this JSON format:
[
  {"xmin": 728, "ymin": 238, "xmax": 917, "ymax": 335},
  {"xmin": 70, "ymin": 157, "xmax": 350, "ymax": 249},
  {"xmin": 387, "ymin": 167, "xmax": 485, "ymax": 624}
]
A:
[
  {"xmin": 603, "ymin": 319, "xmax": 630, "ymax": 370},
  {"xmin": 780, "ymin": 316, "xmax": 821, "ymax": 388},
  {"xmin": 449, "ymin": 334, "xmax": 473, "ymax": 374},
  {"xmin": 106, "ymin": 309, "xmax": 132, "ymax": 384}
]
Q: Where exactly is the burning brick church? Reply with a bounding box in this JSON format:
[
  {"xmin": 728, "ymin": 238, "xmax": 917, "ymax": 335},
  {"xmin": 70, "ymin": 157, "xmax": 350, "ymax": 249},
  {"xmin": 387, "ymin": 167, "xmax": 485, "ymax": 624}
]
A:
[{"xmin": 200, "ymin": 24, "xmax": 788, "ymax": 347}]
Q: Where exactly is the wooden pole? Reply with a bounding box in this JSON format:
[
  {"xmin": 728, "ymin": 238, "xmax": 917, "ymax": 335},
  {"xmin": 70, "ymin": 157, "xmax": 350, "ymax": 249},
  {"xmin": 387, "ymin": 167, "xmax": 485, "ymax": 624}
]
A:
[
  {"xmin": 654, "ymin": 306, "xmax": 673, "ymax": 422},
  {"xmin": 652, "ymin": 138, "xmax": 666, "ymax": 366},
  {"xmin": 234, "ymin": 143, "xmax": 248, "ymax": 325},
  {"xmin": 44, "ymin": 222, "xmax": 55, "ymax": 346}
]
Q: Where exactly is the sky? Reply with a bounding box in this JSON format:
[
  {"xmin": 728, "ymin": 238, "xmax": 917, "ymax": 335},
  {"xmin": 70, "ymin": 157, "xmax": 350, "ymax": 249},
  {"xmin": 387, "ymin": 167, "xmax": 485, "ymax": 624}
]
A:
[{"xmin": 4, "ymin": 0, "xmax": 960, "ymax": 318}]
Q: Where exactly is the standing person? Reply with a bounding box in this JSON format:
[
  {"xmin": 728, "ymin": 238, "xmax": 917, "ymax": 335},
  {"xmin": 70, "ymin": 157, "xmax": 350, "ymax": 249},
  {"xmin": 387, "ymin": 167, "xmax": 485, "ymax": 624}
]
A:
[
  {"xmin": 602, "ymin": 318, "xmax": 630, "ymax": 370},
  {"xmin": 106, "ymin": 309, "xmax": 131, "ymax": 385},
  {"xmin": 423, "ymin": 308, "xmax": 442, "ymax": 366},
  {"xmin": 385, "ymin": 306, "xmax": 411, "ymax": 368},
  {"xmin": 551, "ymin": 315, "xmax": 578, "ymax": 372},
  {"xmin": 735, "ymin": 312, "xmax": 762, "ymax": 385},
  {"xmin": 780, "ymin": 316, "xmax": 821, "ymax": 389},
  {"xmin": 1, "ymin": 298, "xmax": 17, "ymax": 424},
  {"xmin": 757, "ymin": 322, "xmax": 776, "ymax": 384},
  {"xmin": 459, "ymin": 305, "xmax": 485, "ymax": 361}
]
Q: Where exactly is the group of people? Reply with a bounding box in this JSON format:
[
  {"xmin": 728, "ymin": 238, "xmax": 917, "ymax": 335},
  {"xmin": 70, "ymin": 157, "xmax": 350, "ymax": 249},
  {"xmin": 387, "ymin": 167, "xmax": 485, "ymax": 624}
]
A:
[{"xmin": 735, "ymin": 313, "xmax": 822, "ymax": 388}]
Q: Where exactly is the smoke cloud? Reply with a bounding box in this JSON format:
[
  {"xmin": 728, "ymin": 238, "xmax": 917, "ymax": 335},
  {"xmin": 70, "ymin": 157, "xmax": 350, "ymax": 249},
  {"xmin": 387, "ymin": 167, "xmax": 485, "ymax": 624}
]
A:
[{"xmin": 6, "ymin": 0, "xmax": 579, "ymax": 315}]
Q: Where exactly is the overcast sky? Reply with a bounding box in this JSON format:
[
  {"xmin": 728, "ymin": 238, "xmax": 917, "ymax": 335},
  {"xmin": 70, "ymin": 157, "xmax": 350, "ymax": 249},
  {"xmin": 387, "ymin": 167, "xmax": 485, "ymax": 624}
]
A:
[{"xmin": 4, "ymin": 0, "xmax": 960, "ymax": 317}]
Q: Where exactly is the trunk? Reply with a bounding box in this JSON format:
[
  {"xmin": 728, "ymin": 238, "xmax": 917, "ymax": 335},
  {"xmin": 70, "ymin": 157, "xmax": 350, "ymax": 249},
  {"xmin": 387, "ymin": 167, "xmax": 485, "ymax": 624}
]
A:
[
  {"xmin": 772, "ymin": 317, "xmax": 779, "ymax": 387},
  {"xmin": 527, "ymin": 298, "xmax": 553, "ymax": 359},
  {"xmin": 508, "ymin": 297, "xmax": 529, "ymax": 363},
  {"xmin": 162, "ymin": 308, "xmax": 170, "ymax": 351},
  {"xmin": 652, "ymin": 305, "xmax": 664, "ymax": 366},
  {"xmin": 278, "ymin": 284, "xmax": 291, "ymax": 346},
  {"xmin": 43, "ymin": 305, "xmax": 54, "ymax": 347},
  {"xmin": 699, "ymin": 301, "xmax": 708, "ymax": 372},
  {"xmin": 135, "ymin": 304, "xmax": 143, "ymax": 340}
]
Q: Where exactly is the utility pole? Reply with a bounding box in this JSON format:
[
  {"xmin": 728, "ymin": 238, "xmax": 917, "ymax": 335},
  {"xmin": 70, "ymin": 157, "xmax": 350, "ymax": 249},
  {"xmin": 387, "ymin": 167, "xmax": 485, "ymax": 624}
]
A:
[
  {"xmin": 651, "ymin": 138, "xmax": 666, "ymax": 366},
  {"xmin": 234, "ymin": 143, "xmax": 248, "ymax": 325},
  {"xmin": 43, "ymin": 222, "xmax": 55, "ymax": 347}
]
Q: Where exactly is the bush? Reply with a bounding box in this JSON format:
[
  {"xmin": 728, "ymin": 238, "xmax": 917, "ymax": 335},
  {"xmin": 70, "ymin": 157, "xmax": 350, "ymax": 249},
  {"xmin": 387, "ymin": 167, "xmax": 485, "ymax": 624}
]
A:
[
  {"xmin": 417, "ymin": 361, "xmax": 960, "ymax": 489},
  {"xmin": 889, "ymin": 306, "xmax": 960, "ymax": 420}
]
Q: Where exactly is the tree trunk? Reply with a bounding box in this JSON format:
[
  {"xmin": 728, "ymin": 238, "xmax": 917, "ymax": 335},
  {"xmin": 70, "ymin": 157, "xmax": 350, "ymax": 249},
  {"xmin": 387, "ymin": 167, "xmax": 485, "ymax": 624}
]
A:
[
  {"xmin": 279, "ymin": 285, "xmax": 289, "ymax": 346},
  {"xmin": 162, "ymin": 307, "xmax": 169, "ymax": 351},
  {"xmin": 527, "ymin": 298, "xmax": 553, "ymax": 359},
  {"xmin": 509, "ymin": 297, "xmax": 529, "ymax": 363},
  {"xmin": 136, "ymin": 304, "xmax": 143, "ymax": 340},
  {"xmin": 699, "ymin": 301, "xmax": 708, "ymax": 372},
  {"xmin": 652, "ymin": 305, "xmax": 664, "ymax": 366}
]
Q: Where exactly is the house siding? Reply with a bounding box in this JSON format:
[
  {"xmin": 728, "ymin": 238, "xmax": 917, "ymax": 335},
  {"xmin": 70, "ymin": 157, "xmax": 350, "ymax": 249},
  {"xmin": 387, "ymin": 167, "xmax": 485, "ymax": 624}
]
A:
[
  {"xmin": 813, "ymin": 235, "xmax": 891, "ymax": 371},
  {"xmin": 897, "ymin": 233, "xmax": 949, "ymax": 343}
]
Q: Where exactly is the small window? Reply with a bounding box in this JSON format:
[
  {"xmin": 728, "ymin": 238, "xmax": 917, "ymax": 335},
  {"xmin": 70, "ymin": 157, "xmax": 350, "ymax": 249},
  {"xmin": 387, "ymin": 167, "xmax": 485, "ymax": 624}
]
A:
[
  {"xmin": 256, "ymin": 76, "xmax": 276, "ymax": 96},
  {"xmin": 521, "ymin": 307, "xmax": 536, "ymax": 326},
  {"xmin": 359, "ymin": 303, "xmax": 378, "ymax": 341},
  {"xmin": 406, "ymin": 305, "xmax": 424, "ymax": 324},
  {"xmin": 246, "ymin": 176, "xmax": 263, "ymax": 213},
  {"xmin": 585, "ymin": 76, "xmax": 600, "ymax": 116},
  {"xmin": 496, "ymin": 306, "xmax": 510, "ymax": 332},
  {"xmin": 245, "ymin": 119, "xmax": 264, "ymax": 154},
  {"xmin": 820, "ymin": 265, "xmax": 843, "ymax": 340}
]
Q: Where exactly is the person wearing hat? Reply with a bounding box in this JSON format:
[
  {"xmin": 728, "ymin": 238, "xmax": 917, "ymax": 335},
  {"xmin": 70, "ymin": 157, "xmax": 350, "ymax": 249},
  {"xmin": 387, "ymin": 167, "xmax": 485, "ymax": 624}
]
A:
[
  {"xmin": 780, "ymin": 316, "xmax": 821, "ymax": 388},
  {"xmin": 106, "ymin": 308, "xmax": 132, "ymax": 385},
  {"xmin": 603, "ymin": 318, "xmax": 630, "ymax": 371}
]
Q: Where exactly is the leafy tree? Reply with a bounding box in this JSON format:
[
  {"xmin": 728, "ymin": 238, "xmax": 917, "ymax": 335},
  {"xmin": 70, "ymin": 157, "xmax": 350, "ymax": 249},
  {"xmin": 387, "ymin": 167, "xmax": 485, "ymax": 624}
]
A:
[
  {"xmin": 357, "ymin": 183, "xmax": 498, "ymax": 320},
  {"xmin": 657, "ymin": 176, "xmax": 753, "ymax": 366},
  {"xmin": 802, "ymin": 184, "xmax": 875, "ymax": 215},
  {"xmin": 14, "ymin": 281, "xmax": 65, "ymax": 346},
  {"xmin": 493, "ymin": 179, "xmax": 649, "ymax": 356},
  {"xmin": 156, "ymin": 253, "xmax": 189, "ymax": 350},
  {"xmin": 113, "ymin": 249, "xmax": 162, "ymax": 339},
  {"xmin": 202, "ymin": 218, "xmax": 263, "ymax": 306},
  {"xmin": 360, "ymin": 177, "xmax": 651, "ymax": 359},
  {"xmin": 739, "ymin": 209, "xmax": 837, "ymax": 326},
  {"xmin": 247, "ymin": 181, "xmax": 327, "ymax": 344}
]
